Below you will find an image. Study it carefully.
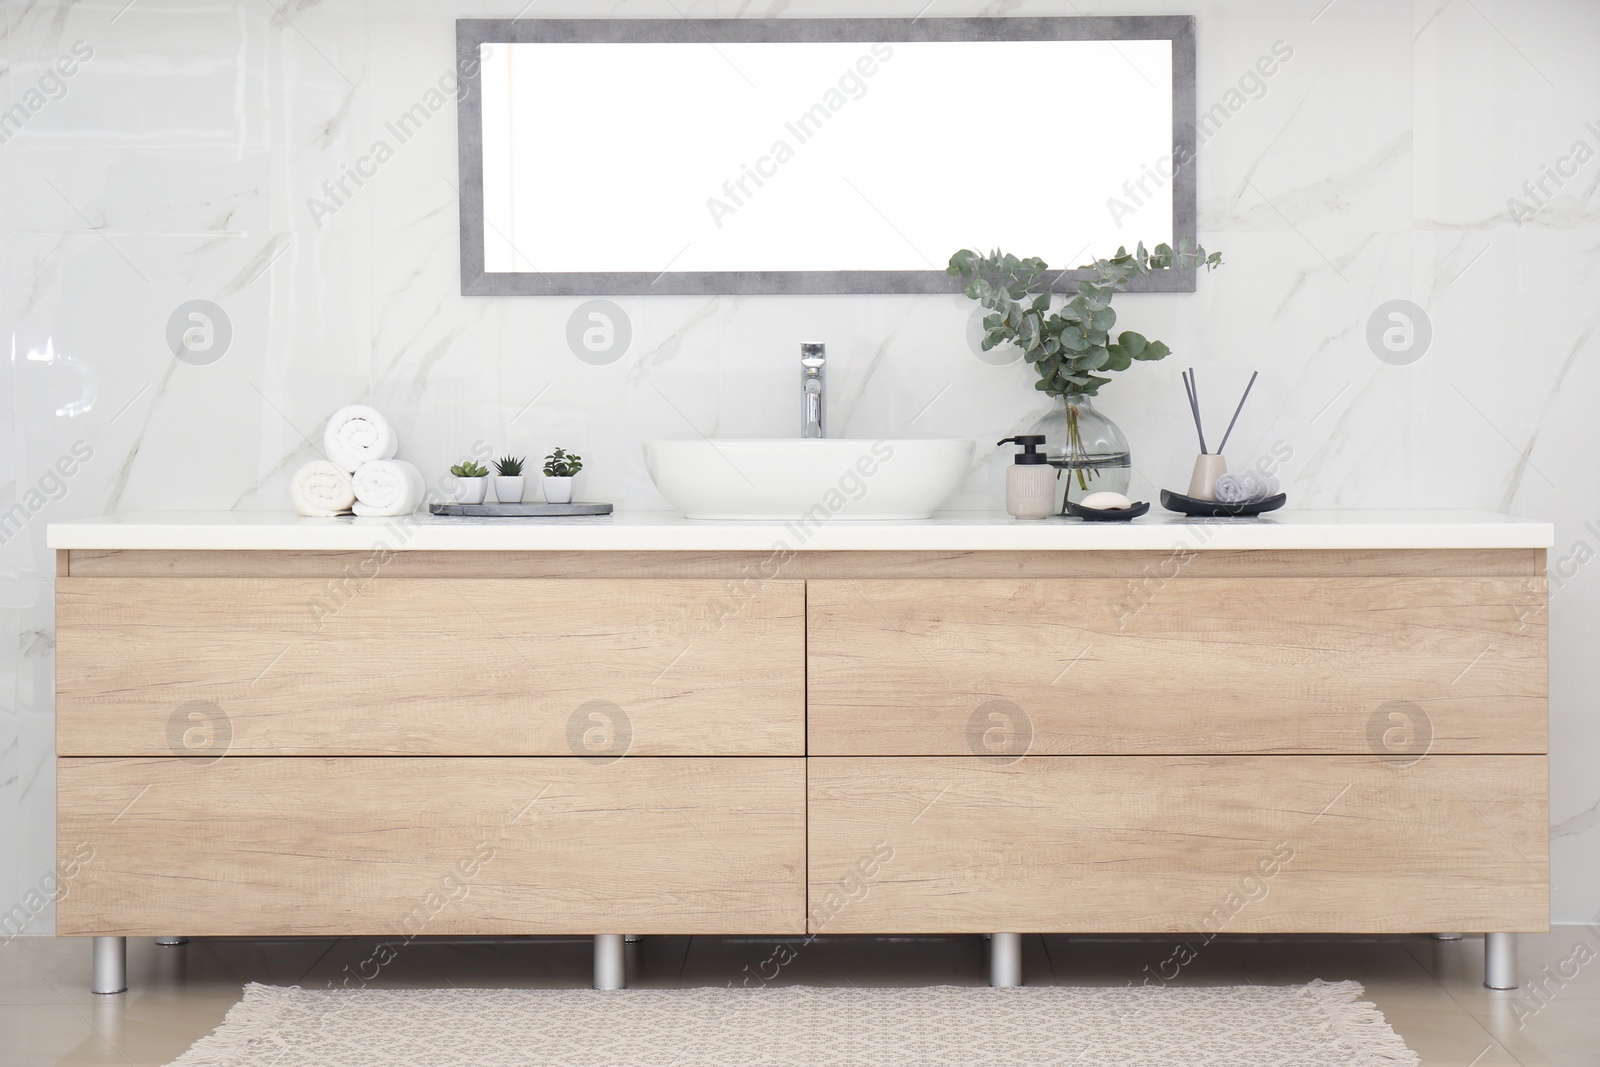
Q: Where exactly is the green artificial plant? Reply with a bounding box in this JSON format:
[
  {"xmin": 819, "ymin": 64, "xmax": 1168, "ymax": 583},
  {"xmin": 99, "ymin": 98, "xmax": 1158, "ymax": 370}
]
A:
[
  {"xmin": 948, "ymin": 241, "xmax": 1221, "ymax": 398},
  {"xmin": 542, "ymin": 448, "xmax": 583, "ymax": 478},
  {"xmin": 494, "ymin": 455, "xmax": 526, "ymax": 477},
  {"xmin": 449, "ymin": 460, "xmax": 489, "ymax": 479}
]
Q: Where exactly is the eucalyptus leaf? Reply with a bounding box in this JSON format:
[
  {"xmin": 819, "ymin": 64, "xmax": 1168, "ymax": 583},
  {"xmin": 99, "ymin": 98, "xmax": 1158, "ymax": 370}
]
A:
[{"xmin": 1017, "ymin": 312, "xmax": 1041, "ymax": 350}]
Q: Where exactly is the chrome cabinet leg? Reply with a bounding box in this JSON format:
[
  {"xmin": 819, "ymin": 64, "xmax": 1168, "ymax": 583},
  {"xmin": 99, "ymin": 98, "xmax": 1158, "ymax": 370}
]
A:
[
  {"xmin": 1485, "ymin": 933, "xmax": 1518, "ymax": 990},
  {"xmin": 154, "ymin": 936, "xmax": 188, "ymax": 946},
  {"xmin": 989, "ymin": 932, "xmax": 1022, "ymax": 987},
  {"xmin": 92, "ymin": 936, "xmax": 127, "ymax": 995},
  {"xmin": 594, "ymin": 934, "xmax": 625, "ymax": 990}
]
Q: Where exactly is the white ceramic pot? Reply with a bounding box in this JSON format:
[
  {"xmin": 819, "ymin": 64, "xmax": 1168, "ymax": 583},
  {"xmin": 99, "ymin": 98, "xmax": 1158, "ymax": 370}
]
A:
[
  {"xmin": 543, "ymin": 475, "xmax": 574, "ymax": 504},
  {"xmin": 453, "ymin": 477, "xmax": 487, "ymax": 504},
  {"xmin": 492, "ymin": 476, "xmax": 525, "ymax": 503}
]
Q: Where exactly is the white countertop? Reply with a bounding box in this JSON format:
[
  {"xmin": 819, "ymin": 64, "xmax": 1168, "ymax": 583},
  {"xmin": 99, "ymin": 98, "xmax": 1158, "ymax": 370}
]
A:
[{"xmin": 47, "ymin": 510, "xmax": 1555, "ymax": 552}]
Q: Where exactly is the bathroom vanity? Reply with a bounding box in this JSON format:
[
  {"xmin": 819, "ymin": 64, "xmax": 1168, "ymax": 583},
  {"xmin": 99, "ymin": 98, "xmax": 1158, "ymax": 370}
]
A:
[{"xmin": 48, "ymin": 510, "xmax": 1551, "ymax": 994}]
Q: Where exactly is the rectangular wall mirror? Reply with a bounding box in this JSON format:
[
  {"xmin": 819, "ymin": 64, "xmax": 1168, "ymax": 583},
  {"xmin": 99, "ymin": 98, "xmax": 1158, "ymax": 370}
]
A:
[{"xmin": 457, "ymin": 17, "xmax": 1196, "ymax": 296}]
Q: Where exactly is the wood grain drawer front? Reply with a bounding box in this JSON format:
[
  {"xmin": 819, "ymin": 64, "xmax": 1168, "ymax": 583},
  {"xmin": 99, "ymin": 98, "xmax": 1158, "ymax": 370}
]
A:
[
  {"xmin": 57, "ymin": 578, "xmax": 803, "ymax": 756},
  {"xmin": 807, "ymin": 578, "xmax": 1547, "ymax": 756},
  {"xmin": 807, "ymin": 756, "xmax": 1548, "ymax": 935},
  {"xmin": 58, "ymin": 757, "xmax": 805, "ymax": 937}
]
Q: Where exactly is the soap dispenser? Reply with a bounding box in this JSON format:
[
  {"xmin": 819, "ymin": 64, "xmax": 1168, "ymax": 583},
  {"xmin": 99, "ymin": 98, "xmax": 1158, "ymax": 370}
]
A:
[{"xmin": 997, "ymin": 435, "xmax": 1055, "ymax": 519}]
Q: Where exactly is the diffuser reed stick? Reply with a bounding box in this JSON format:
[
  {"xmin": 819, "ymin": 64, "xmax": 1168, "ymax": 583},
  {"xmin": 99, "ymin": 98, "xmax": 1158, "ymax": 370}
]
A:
[
  {"xmin": 1216, "ymin": 371, "xmax": 1259, "ymax": 455},
  {"xmin": 1182, "ymin": 368, "xmax": 1208, "ymax": 454}
]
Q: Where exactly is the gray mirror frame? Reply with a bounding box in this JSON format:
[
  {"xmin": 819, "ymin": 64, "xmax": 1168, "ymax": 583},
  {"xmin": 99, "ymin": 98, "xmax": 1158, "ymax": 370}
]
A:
[{"xmin": 456, "ymin": 16, "xmax": 1197, "ymax": 297}]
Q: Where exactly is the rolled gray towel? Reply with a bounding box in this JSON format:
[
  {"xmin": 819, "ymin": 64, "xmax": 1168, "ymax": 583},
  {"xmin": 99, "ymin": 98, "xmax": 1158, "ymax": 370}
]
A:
[{"xmin": 1213, "ymin": 470, "xmax": 1280, "ymax": 504}]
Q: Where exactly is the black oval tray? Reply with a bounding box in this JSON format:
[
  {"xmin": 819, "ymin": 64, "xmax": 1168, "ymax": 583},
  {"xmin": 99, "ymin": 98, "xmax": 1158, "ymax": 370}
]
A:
[
  {"xmin": 1063, "ymin": 500, "xmax": 1150, "ymax": 522},
  {"xmin": 1159, "ymin": 489, "xmax": 1286, "ymax": 517}
]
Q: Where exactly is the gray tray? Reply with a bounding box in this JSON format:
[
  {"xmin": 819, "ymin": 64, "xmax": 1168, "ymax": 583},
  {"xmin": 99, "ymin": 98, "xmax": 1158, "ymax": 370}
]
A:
[{"xmin": 429, "ymin": 502, "xmax": 613, "ymax": 517}]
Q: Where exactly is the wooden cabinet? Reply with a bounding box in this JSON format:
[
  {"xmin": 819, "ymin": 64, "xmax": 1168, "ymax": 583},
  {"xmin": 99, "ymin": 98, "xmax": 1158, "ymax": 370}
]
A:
[
  {"xmin": 56, "ymin": 565, "xmax": 808, "ymax": 939},
  {"xmin": 55, "ymin": 547, "xmax": 1548, "ymax": 942},
  {"xmin": 803, "ymin": 560, "xmax": 1548, "ymax": 937}
]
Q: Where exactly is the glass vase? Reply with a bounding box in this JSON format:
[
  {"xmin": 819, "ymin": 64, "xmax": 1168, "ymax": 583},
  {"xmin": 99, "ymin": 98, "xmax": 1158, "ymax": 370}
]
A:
[{"xmin": 1029, "ymin": 395, "xmax": 1132, "ymax": 513}]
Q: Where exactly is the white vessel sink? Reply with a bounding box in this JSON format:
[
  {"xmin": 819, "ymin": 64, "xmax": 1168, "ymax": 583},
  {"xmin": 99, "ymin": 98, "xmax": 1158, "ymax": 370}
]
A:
[{"xmin": 644, "ymin": 438, "xmax": 974, "ymax": 520}]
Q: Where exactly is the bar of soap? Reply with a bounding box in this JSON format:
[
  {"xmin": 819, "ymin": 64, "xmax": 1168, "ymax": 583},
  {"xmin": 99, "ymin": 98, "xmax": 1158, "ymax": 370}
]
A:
[{"xmin": 1080, "ymin": 491, "xmax": 1133, "ymax": 510}]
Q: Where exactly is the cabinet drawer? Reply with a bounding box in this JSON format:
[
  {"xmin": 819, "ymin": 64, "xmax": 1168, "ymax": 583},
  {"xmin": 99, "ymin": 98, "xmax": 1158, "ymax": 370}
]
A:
[
  {"xmin": 57, "ymin": 578, "xmax": 803, "ymax": 756},
  {"xmin": 807, "ymin": 578, "xmax": 1546, "ymax": 755},
  {"xmin": 807, "ymin": 756, "xmax": 1547, "ymax": 934},
  {"xmin": 58, "ymin": 757, "xmax": 805, "ymax": 936}
]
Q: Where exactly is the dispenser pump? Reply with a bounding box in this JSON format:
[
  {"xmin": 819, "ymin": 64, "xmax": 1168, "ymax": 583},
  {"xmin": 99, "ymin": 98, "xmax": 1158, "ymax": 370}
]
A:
[
  {"xmin": 998, "ymin": 435, "xmax": 1048, "ymax": 465},
  {"xmin": 998, "ymin": 435, "xmax": 1054, "ymax": 519}
]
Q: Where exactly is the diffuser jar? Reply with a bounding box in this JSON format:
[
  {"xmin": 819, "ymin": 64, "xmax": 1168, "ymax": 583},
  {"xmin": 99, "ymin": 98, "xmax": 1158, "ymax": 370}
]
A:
[{"xmin": 1031, "ymin": 396, "xmax": 1132, "ymax": 514}]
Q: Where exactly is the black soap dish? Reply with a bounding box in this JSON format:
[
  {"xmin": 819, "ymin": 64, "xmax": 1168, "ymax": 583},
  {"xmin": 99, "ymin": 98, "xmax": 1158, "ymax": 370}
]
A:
[{"xmin": 1063, "ymin": 500, "xmax": 1150, "ymax": 522}]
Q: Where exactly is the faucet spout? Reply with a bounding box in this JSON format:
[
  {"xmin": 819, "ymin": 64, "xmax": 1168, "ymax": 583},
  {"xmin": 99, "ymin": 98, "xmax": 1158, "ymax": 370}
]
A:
[{"xmin": 800, "ymin": 342, "xmax": 826, "ymax": 438}]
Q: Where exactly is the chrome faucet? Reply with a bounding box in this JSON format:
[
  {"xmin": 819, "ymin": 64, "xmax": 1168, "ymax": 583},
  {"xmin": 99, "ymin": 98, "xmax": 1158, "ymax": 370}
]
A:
[{"xmin": 800, "ymin": 342, "xmax": 826, "ymax": 438}]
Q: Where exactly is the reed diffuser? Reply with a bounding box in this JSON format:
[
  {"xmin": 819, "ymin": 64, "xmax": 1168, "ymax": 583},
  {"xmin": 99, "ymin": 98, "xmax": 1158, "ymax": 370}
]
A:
[{"xmin": 1182, "ymin": 369, "xmax": 1258, "ymax": 501}]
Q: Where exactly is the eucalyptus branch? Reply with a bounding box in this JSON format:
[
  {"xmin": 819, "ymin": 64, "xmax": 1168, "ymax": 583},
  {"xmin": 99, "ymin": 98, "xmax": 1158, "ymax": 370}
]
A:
[{"xmin": 947, "ymin": 242, "xmax": 1222, "ymax": 399}]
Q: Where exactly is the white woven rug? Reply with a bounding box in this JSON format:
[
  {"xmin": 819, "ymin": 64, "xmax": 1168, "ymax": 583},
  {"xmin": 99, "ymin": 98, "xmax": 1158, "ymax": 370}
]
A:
[{"xmin": 169, "ymin": 980, "xmax": 1418, "ymax": 1066}]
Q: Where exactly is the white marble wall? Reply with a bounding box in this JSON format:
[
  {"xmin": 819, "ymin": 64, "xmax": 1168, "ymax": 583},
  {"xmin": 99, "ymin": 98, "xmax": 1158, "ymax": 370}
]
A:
[{"xmin": 2, "ymin": 0, "xmax": 1596, "ymax": 932}]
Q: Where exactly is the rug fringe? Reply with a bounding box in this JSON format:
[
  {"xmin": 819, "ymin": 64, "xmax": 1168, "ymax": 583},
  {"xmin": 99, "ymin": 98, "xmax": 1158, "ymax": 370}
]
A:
[
  {"xmin": 1301, "ymin": 979, "xmax": 1421, "ymax": 1067},
  {"xmin": 167, "ymin": 983, "xmax": 306, "ymax": 1067}
]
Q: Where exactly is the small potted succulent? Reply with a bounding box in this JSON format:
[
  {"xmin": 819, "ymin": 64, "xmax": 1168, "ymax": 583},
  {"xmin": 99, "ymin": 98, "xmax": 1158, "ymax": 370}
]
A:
[
  {"xmin": 492, "ymin": 455, "xmax": 525, "ymax": 503},
  {"xmin": 449, "ymin": 459, "xmax": 489, "ymax": 504},
  {"xmin": 541, "ymin": 447, "xmax": 583, "ymax": 504}
]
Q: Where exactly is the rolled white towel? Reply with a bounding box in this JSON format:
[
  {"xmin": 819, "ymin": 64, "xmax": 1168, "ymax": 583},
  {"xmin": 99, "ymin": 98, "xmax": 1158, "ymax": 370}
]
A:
[
  {"xmin": 352, "ymin": 460, "xmax": 425, "ymax": 517},
  {"xmin": 323, "ymin": 404, "xmax": 398, "ymax": 472},
  {"xmin": 290, "ymin": 461, "xmax": 355, "ymax": 517},
  {"xmin": 1213, "ymin": 469, "xmax": 1281, "ymax": 504}
]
